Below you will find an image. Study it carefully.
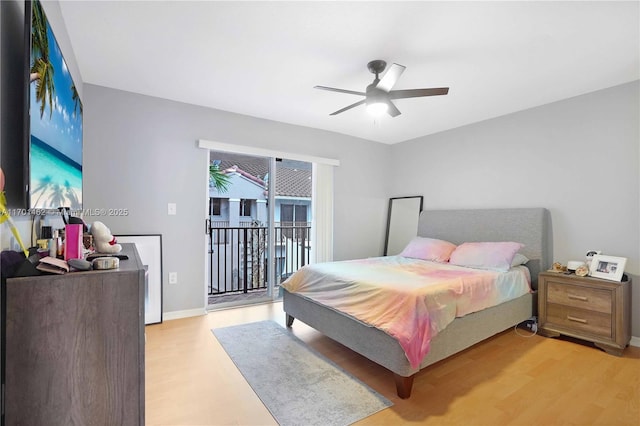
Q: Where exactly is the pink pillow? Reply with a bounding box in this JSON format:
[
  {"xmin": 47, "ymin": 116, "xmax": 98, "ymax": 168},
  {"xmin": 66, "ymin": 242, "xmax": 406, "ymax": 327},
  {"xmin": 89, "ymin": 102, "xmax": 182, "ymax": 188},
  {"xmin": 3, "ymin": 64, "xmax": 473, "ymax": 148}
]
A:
[
  {"xmin": 449, "ymin": 242, "xmax": 525, "ymax": 272},
  {"xmin": 399, "ymin": 237, "xmax": 457, "ymax": 262}
]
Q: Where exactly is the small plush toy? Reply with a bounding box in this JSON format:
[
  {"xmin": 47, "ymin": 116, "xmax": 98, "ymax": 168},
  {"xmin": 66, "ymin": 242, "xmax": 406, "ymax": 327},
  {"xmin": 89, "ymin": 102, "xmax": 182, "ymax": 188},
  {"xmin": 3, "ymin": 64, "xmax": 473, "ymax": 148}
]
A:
[{"xmin": 90, "ymin": 221, "xmax": 122, "ymax": 254}]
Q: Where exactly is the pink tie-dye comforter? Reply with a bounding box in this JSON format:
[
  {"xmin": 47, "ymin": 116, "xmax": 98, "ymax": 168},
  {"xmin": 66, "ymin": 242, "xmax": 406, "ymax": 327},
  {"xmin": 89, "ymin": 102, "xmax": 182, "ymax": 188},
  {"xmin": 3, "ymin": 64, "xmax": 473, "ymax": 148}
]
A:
[{"xmin": 281, "ymin": 256, "xmax": 531, "ymax": 368}]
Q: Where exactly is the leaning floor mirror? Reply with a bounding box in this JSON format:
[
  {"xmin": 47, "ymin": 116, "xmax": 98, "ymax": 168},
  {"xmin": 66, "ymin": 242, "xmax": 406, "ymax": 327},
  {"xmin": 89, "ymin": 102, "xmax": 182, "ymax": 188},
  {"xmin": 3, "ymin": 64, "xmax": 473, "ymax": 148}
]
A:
[{"xmin": 384, "ymin": 196, "xmax": 424, "ymax": 256}]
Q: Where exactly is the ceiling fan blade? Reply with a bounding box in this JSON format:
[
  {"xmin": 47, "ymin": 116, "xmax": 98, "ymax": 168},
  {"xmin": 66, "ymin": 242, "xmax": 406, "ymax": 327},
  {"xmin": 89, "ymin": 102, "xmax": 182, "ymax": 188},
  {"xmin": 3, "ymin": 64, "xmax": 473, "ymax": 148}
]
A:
[
  {"xmin": 314, "ymin": 86, "xmax": 366, "ymax": 96},
  {"xmin": 387, "ymin": 101, "xmax": 401, "ymax": 117},
  {"xmin": 389, "ymin": 87, "xmax": 449, "ymax": 99},
  {"xmin": 329, "ymin": 99, "xmax": 366, "ymax": 115},
  {"xmin": 376, "ymin": 63, "xmax": 406, "ymax": 92}
]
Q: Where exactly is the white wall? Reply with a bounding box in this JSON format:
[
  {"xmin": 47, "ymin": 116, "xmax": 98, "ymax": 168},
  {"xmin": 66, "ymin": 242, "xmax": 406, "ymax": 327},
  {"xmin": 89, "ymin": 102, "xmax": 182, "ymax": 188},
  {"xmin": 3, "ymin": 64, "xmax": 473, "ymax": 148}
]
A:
[
  {"xmin": 83, "ymin": 84, "xmax": 391, "ymax": 314},
  {"xmin": 389, "ymin": 81, "xmax": 640, "ymax": 335}
]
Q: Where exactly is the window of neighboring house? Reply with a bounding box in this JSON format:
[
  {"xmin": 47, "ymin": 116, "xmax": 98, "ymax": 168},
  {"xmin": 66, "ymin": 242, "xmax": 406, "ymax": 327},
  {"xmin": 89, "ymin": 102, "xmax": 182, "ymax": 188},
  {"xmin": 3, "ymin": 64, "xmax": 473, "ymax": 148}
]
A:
[
  {"xmin": 280, "ymin": 204, "xmax": 308, "ymax": 239},
  {"xmin": 281, "ymin": 204, "xmax": 293, "ymax": 225},
  {"xmin": 209, "ymin": 198, "xmax": 222, "ymax": 216},
  {"xmin": 281, "ymin": 204, "xmax": 307, "ymax": 224},
  {"xmin": 294, "ymin": 205, "xmax": 308, "ymax": 239},
  {"xmin": 239, "ymin": 199, "xmax": 252, "ymax": 217},
  {"xmin": 295, "ymin": 205, "xmax": 307, "ymax": 225}
]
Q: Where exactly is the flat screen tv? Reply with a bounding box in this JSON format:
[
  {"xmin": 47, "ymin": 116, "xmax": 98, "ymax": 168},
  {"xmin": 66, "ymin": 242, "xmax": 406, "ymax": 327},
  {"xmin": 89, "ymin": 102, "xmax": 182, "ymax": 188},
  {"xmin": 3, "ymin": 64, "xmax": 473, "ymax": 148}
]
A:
[{"xmin": 27, "ymin": 0, "xmax": 83, "ymax": 211}]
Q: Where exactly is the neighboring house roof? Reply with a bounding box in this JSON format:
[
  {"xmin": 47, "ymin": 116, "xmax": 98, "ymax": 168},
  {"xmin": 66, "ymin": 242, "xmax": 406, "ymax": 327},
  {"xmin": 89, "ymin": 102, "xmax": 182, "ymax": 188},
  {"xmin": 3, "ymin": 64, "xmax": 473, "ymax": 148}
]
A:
[
  {"xmin": 217, "ymin": 159, "xmax": 311, "ymax": 198},
  {"xmin": 274, "ymin": 168, "xmax": 311, "ymax": 198},
  {"xmin": 221, "ymin": 165, "xmax": 265, "ymax": 187}
]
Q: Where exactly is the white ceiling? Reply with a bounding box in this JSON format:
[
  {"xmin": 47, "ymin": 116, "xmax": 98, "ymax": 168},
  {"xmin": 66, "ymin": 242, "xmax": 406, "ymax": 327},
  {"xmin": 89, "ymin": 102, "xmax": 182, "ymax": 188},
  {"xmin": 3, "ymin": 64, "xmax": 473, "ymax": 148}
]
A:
[{"xmin": 59, "ymin": 1, "xmax": 639, "ymax": 145}]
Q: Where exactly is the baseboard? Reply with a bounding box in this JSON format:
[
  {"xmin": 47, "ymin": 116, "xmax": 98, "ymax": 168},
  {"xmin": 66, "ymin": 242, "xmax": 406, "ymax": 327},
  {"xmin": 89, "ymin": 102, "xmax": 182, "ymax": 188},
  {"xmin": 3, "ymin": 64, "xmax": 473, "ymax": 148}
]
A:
[
  {"xmin": 630, "ymin": 336, "xmax": 640, "ymax": 348},
  {"xmin": 162, "ymin": 307, "xmax": 207, "ymax": 321}
]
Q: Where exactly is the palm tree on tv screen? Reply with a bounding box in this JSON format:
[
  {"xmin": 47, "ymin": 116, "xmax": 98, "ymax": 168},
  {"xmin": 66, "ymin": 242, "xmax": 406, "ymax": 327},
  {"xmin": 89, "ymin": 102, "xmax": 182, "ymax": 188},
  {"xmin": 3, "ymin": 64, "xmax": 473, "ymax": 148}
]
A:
[
  {"xmin": 47, "ymin": 183, "xmax": 66, "ymax": 209},
  {"xmin": 71, "ymin": 84, "xmax": 83, "ymax": 117},
  {"xmin": 30, "ymin": 0, "xmax": 56, "ymax": 119},
  {"xmin": 31, "ymin": 175, "xmax": 52, "ymax": 208},
  {"xmin": 64, "ymin": 180, "xmax": 80, "ymax": 209}
]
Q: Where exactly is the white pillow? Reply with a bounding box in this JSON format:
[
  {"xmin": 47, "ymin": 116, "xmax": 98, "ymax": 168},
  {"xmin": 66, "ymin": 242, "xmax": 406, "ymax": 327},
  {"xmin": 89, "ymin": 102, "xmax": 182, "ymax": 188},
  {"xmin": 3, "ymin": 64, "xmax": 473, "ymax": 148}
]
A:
[
  {"xmin": 449, "ymin": 242, "xmax": 524, "ymax": 272},
  {"xmin": 511, "ymin": 253, "xmax": 530, "ymax": 267}
]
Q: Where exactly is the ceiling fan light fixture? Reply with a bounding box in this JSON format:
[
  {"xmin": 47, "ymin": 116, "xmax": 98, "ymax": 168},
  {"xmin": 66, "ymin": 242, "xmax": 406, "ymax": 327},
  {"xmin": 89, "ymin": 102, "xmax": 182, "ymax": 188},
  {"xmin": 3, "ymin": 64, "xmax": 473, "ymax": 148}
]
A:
[
  {"xmin": 366, "ymin": 100, "xmax": 388, "ymax": 116},
  {"xmin": 316, "ymin": 60, "xmax": 449, "ymax": 117},
  {"xmin": 365, "ymin": 87, "xmax": 389, "ymax": 116}
]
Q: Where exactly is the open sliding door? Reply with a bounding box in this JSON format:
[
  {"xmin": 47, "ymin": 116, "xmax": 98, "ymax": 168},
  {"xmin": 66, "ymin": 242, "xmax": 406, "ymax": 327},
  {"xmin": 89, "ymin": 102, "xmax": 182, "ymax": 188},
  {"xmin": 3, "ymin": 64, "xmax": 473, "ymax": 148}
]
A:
[{"xmin": 205, "ymin": 151, "xmax": 312, "ymax": 307}]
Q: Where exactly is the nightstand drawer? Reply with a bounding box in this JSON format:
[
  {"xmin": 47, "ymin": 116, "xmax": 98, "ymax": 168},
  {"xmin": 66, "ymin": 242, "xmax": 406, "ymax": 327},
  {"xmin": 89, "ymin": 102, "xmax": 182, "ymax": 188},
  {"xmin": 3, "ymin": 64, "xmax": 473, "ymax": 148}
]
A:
[
  {"xmin": 547, "ymin": 304, "xmax": 612, "ymax": 338},
  {"xmin": 547, "ymin": 282, "xmax": 612, "ymax": 314}
]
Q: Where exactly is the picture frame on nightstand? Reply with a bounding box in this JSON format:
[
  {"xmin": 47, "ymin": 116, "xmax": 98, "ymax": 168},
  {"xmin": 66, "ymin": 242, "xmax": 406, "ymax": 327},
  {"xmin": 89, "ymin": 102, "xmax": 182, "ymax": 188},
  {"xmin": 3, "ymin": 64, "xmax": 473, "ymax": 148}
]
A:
[{"xmin": 589, "ymin": 254, "xmax": 626, "ymax": 281}]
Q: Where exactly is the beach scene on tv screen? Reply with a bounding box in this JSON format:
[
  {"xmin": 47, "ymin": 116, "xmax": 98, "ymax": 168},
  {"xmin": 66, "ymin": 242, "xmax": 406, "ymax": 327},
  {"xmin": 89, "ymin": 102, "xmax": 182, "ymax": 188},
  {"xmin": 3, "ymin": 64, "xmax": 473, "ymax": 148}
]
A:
[{"xmin": 29, "ymin": 0, "xmax": 83, "ymax": 210}]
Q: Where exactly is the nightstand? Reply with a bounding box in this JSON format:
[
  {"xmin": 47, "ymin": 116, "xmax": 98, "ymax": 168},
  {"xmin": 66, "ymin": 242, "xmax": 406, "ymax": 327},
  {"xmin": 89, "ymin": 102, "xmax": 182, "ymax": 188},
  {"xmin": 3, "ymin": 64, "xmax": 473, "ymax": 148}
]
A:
[{"xmin": 538, "ymin": 271, "xmax": 632, "ymax": 356}]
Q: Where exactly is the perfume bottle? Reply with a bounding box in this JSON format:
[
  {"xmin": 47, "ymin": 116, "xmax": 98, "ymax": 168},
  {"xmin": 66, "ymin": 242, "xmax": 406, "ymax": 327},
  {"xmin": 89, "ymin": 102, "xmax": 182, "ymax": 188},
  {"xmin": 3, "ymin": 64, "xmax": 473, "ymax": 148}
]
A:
[
  {"xmin": 49, "ymin": 231, "xmax": 57, "ymax": 258},
  {"xmin": 49, "ymin": 233, "xmax": 58, "ymax": 257},
  {"xmin": 56, "ymin": 230, "xmax": 64, "ymax": 259}
]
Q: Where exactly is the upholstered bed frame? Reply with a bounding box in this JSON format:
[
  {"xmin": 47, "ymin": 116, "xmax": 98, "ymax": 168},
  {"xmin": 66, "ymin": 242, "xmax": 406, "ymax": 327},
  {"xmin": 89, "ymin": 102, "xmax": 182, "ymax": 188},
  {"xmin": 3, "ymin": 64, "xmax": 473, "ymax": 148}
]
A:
[{"xmin": 283, "ymin": 208, "xmax": 552, "ymax": 398}]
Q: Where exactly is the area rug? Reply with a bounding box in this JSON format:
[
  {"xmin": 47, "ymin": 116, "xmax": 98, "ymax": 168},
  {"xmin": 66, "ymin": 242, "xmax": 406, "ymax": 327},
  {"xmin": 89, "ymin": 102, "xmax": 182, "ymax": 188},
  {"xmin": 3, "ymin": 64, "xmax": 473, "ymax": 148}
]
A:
[{"xmin": 212, "ymin": 320, "xmax": 392, "ymax": 426}]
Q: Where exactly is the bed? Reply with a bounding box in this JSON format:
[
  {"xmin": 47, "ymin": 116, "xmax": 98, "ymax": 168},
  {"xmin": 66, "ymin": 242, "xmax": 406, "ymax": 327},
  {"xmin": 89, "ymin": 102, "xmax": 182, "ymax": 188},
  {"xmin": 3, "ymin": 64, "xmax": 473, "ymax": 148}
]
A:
[{"xmin": 282, "ymin": 208, "xmax": 552, "ymax": 398}]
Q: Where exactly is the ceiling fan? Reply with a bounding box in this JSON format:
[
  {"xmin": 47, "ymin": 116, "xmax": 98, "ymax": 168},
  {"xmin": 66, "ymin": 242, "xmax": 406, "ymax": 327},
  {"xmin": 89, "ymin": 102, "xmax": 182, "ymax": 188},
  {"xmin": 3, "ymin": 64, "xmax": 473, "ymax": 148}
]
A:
[{"xmin": 314, "ymin": 60, "xmax": 449, "ymax": 117}]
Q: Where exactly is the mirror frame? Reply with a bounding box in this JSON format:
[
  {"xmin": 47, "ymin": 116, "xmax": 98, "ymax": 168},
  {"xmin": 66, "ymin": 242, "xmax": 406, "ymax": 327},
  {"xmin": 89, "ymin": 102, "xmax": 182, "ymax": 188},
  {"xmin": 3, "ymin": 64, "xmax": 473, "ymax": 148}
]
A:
[{"xmin": 384, "ymin": 196, "xmax": 424, "ymax": 256}]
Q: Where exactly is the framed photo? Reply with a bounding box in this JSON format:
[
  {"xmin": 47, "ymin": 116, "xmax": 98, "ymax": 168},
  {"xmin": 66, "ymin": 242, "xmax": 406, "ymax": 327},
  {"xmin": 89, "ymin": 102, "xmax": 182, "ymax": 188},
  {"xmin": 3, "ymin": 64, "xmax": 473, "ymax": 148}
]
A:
[
  {"xmin": 589, "ymin": 254, "xmax": 626, "ymax": 282},
  {"xmin": 116, "ymin": 234, "xmax": 163, "ymax": 324}
]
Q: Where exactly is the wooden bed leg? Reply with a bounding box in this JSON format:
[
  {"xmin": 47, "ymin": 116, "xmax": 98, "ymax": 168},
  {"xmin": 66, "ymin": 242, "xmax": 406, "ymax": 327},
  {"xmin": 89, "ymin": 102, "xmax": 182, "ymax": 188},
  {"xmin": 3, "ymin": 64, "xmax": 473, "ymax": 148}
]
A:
[
  {"xmin": 394, "ymin": 373, "xmax": 415, "ymax": 399},
  {"xmin": 286, "ymin": 314, "xmax": 295, "ymax": 327}
]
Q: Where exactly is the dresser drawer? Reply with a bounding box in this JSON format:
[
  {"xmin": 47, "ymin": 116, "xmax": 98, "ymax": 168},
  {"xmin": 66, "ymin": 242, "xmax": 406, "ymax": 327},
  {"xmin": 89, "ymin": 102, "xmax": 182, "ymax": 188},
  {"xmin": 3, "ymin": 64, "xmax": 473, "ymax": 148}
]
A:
[
  {"xmin": 547, "ymin": 282, "xmax": 612, "ymax": 314},
  {"xmin": 547, "ymin": 304, "xmax": 612, "ymax": 338}
]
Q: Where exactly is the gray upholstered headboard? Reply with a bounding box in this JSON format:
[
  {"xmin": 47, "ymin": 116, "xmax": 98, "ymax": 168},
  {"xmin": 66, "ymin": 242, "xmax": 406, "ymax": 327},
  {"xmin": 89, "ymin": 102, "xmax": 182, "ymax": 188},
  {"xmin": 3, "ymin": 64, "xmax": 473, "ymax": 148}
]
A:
[{"xmin": 417, "ymin": 208, "xmax": 552, "ymax": 289}]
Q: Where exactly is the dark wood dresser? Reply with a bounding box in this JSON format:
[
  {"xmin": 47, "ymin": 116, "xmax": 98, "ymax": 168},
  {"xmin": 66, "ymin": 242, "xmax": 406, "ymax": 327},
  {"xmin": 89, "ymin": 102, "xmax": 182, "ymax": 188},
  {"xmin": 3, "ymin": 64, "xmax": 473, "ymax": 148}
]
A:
[
  {"xmin": 2, "ymin": 243, "xmax": 145, "ymax": 425},
  {"xmin": 538, "ymin": 271, "xmax": 631, "ymax": 356}
]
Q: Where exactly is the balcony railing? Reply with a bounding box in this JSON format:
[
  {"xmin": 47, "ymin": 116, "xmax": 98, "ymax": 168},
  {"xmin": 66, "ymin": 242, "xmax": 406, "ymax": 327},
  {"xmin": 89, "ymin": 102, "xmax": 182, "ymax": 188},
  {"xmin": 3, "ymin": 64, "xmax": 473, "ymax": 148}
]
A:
[{"xmin": 207, "ymin": 223, "xmax": 311, "ymax": 296}]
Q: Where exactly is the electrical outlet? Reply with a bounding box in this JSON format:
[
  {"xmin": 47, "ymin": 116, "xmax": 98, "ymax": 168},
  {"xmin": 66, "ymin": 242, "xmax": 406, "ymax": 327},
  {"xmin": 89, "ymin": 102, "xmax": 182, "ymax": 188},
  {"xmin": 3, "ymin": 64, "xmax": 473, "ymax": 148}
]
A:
[
  {"xmin": 168, "ymin": 203, "xmax": 177, "ymax": 215},
  {"xmin": 169, "ymin": 272, "xmax": 178, "ymax": 284}
]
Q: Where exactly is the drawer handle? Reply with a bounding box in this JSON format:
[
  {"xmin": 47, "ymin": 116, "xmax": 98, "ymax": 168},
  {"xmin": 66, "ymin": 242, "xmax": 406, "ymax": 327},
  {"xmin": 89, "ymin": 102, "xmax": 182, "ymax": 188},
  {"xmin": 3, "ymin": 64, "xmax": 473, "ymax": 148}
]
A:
[
  {"xmin": 567, "ymin": 315, "xmax": 588, "ymax": 324},
  {"xmin": 568, "ymin": 294, "xmax": 588, "ymax": 301}
]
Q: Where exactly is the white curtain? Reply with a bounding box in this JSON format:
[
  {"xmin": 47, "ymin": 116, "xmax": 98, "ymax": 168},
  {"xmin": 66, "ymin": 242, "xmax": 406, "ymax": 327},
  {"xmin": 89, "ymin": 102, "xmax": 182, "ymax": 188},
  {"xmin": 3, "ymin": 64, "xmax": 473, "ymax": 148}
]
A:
[{"xmin": 311, "ymin": 163, "xmax": 334, "ymax": 263}]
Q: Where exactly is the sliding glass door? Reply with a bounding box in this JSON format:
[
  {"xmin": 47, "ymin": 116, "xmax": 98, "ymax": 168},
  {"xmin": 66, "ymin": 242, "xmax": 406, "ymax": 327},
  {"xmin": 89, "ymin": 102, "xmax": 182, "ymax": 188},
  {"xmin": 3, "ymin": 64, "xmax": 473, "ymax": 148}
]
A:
[{"xmin": 206, "ymin": 151, "xmax": 312, "ymax": 308}]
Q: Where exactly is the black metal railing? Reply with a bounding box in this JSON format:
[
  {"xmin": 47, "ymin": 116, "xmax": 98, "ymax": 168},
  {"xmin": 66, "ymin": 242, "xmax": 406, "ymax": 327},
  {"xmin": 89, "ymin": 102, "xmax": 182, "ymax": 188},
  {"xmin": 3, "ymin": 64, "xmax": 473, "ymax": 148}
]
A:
[{"xmin": 207, "ymin": 224, "xmax": 311, "ymax": 295}]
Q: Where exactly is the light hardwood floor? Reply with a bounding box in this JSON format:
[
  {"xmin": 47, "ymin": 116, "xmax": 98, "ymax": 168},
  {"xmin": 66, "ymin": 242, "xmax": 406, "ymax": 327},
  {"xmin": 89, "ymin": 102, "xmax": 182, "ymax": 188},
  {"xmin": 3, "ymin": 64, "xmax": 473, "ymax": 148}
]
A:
[{"xmin": 145, "ymin": 301, "xmax": 640, "ymax": 425}]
